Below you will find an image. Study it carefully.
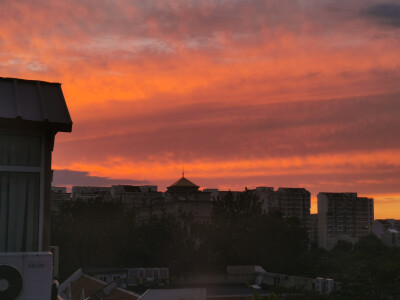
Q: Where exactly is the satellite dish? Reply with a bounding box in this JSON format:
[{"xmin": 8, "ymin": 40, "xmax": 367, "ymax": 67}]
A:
[{"xmin": 0, "ymin": 264, "xmax": 24, "ymax": 300}]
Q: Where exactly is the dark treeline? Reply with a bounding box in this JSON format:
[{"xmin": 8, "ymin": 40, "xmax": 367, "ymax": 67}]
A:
[{"xmin": 51, "ymin": 190, "xmax": 400, "ymax": 299}]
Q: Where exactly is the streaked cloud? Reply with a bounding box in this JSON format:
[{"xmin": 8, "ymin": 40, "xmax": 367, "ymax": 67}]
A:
[{"xmin": 53, "ymin": 92, "xmax": 400, "ymax": 163}]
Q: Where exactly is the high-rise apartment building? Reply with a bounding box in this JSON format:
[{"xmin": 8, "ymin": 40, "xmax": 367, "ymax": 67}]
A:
[
  {"xmin": 252, "ymin": 187, "xmax": 311, "ymax": 228},
  {"xmin": 318, "ymin": 192, "xmax": 374, "ymax": 250},
  {"xmin": 274, "ymin": 188, "xmax": 311, "ymax": 227},
  {"xmin": 309, "ymin": 214, "xmax": 318, "ymax": 247}
]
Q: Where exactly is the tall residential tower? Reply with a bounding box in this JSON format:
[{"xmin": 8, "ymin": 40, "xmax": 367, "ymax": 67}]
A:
[{"xmin": 318, "ymin": 192, "xmax": 374, "ymax": 250}]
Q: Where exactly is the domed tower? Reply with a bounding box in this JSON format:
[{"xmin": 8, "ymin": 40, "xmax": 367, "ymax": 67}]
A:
[{"xmin": 166, "ymin": 175, "xmax": 199, "ymax": 194}]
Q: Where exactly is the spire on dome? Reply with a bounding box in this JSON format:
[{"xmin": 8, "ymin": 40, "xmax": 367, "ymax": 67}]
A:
[{"xmin": 167, "ymin": 172, "xmax": 199, "ymax": 193}]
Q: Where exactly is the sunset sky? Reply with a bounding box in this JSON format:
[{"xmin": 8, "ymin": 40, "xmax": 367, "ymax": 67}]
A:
[{"xmin": 1, "ymin": 0, "xmax": 400, "ymax": 218}]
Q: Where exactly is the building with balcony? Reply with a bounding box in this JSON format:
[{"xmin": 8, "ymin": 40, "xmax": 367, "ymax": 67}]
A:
[
  {"xmin": 51, "ymin": 186, "xmax": 71, "ymax": 214},
  {"xmin": 248, "ymin": 187, "xmax": 311, "ymax": 228},
  {"xmin": 110, "ymin": 185, "xmax": 163, "ymax": 211},
  {"xmin": 273, "ymin": 188, "xmax": 311, "ymax": 227},
  {"xmin": 71, "ymin": 186, "xmax": 112, "ymax": 202},
  {"xmin": 309, "ymin": 214, "xmax": 318, "ymax": 247},
  {"xmin": 318, "ymin": 192, "xmax": 374, "ymax": 250}
]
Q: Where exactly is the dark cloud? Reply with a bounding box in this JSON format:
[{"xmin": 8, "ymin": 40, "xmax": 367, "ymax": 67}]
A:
[
  {"xmin": 365, "ymin": 3, "xmax": 400, "ymax": 27},
  {"xmin": 52, "ymin": 169, "xmax": 148, "ymax": 187}
]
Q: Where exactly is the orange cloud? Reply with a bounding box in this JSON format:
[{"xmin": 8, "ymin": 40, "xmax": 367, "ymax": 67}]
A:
[
  {"xmin": 1, "ymin": 0, "xmax": 400, "ymax": 218},
  {"xmin": 52, "ymin": 149, "xmax": 400, "ymax": 179}
]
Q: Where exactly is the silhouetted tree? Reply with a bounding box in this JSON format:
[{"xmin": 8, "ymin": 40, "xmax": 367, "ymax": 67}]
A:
[{"xmin": 201, "ymin": 190, "xmax": 309, "ymax": 273}]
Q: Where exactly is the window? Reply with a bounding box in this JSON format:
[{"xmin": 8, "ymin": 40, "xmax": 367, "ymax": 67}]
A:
[
  {"xmin": 0, "ymin": 135, "xmax": 41, "ymax": 166},
  {"xmin": 0, "ymin": 134, "xmax": 43, "ymax": 252}
]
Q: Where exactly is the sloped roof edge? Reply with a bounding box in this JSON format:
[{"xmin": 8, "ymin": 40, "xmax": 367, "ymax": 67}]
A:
[
  {"xmin": 168, "ymin": 176, "xmax": 199, "ymax": 188},
  {"xmin": 0, "ymin": 77, "xmax": 73, "ymax": 132}
]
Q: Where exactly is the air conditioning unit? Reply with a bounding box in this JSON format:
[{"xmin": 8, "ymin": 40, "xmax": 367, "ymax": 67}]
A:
[{"xmin": 0, "ymin": 252, "xmax": 53, "ymax": 300}]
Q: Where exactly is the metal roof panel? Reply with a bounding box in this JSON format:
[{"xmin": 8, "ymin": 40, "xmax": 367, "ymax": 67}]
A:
[
  {"xmin": 0, "ymin": 77, "xmax": 72, "ymax": 132},
  {"xmin": 40, "ymin": 82, "xmax": 72, "ymax": 124},
  {"xmin": 17, "ymin": 80, "xmax": 43, "ymax": 121},
  {"xmin": 0, "ymin": 80, "xmax": 17, "ymax": 118}
]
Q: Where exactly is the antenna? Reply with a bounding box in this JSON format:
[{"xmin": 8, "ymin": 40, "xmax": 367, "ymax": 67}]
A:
[{"xmin": 182, "ymin": 166, "xmax": 185, "ymax": 177}]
